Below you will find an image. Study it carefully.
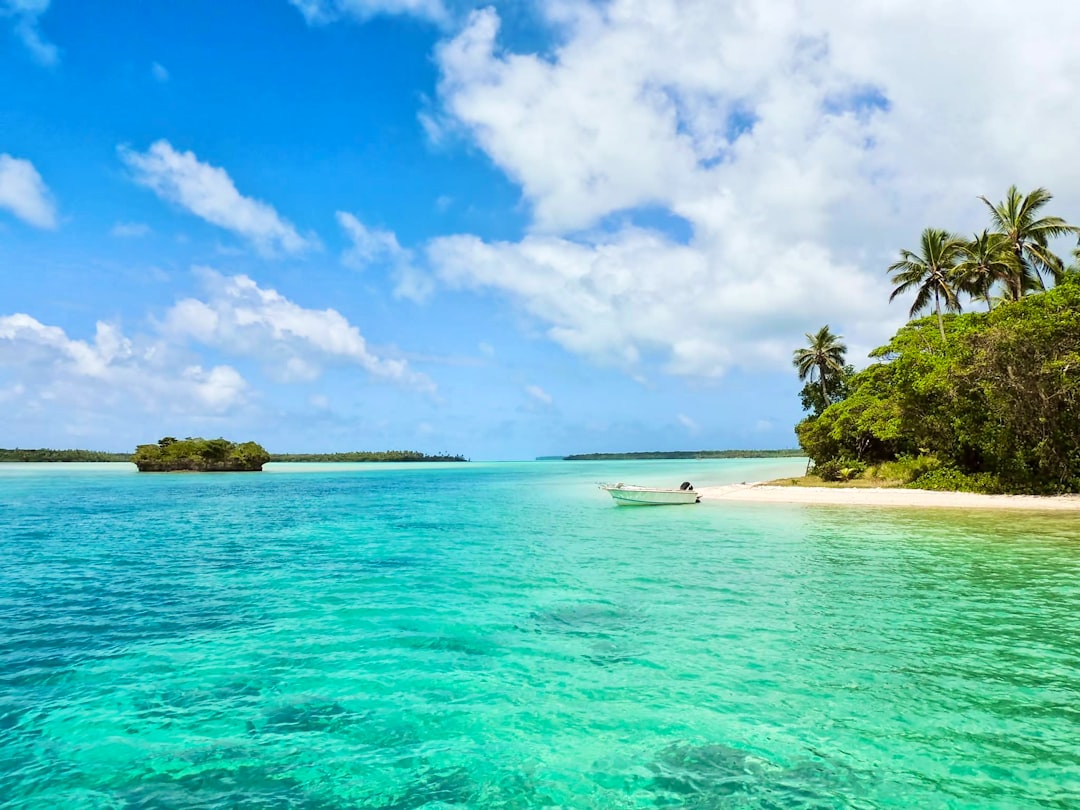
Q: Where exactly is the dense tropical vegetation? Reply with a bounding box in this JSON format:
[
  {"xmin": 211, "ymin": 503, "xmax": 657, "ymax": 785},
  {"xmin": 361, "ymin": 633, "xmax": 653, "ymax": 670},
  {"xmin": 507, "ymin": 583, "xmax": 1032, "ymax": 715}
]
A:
[
  {"xmin": 795, "ymin": 186, "xmax": 1080, "ymax": 494},
  {"xmin": 0, "ymin": 448, "xmax": 130, "ymax": 462},
  {"xmin": 269, "ymin": 451, "xmax": 467, "ymax": 462},
  {"xmin": 133, "ymin": 437, "xmax": 271, "ymax": 472}
]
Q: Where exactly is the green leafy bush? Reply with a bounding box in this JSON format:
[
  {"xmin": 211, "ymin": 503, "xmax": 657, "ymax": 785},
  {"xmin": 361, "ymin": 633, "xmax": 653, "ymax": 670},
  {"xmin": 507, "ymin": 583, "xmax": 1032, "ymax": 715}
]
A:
[
  {"xmin": 909, "ymin": 468, "xmax": 1004, "ymax": 494},
  {"xmin": 813, "ymin": 460, "xmax": 865, "ymax": 482},
  {"xmin": 812, "ymin": 460, "xmax": 842, "ymax": 481},
  {"xmin": 867, "ymin": 455, "xmax": 941, "ymax": 484}
]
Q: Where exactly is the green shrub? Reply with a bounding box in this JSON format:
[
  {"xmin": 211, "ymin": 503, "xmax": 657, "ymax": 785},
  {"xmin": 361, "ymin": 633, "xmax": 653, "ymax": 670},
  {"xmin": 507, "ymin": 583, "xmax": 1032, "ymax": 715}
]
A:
[
  {"xmin": 909, "ymin": 467, "xmax": 1004, "ymax": 494},
  {"xmin": 869, "ymin": 455, "xmax": 941, "ymax": 484},
  {"xmin": 814, "ymin": 460, "xmax": 864, "ymax": 482},
  {"xmin": 813, "ymin": 460, "xmax": 842, "ymax": 481},
  {"xmin": 838, "ymin": 463, "xmax": 865, "ymax": 481}
]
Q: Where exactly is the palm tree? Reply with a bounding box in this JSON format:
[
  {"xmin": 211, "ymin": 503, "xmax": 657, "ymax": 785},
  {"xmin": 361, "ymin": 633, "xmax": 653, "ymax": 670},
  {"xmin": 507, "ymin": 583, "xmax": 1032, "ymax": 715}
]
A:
[
  {"xmin": 980, "ymin": 186, "xmax": 1079, "ymax": 300},
  {"xmin": 793, "ymin": 326, "xmax": 847, "ymax": 406},
  {"xmin": 953, "ymin": 230, "xmax": 1014, "ymax": 311},
  {"xmin": 888, "ymin": 227, "xmax": 965, "ymax": 340}
]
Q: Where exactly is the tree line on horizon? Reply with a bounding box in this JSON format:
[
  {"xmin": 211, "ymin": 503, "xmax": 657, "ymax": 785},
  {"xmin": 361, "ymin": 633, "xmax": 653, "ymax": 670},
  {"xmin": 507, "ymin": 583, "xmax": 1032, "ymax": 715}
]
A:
[
  {"xmin": 563, "ymin": 450, "xmax": 803, "ymax": 461},
  {"xmin": 0, "ymin": 448, "xmax": 132, "ymax": 462},
  {"xmin": 792, "ymin": 185, "xmax": 1080, "ymax": 494},
  {"xmin": 0, "ymin": 443, "xmax": 469, "ymax": 464},
  {"xmin": 268, "ymin": 451, "xmax": 468, "ymax": 462}
]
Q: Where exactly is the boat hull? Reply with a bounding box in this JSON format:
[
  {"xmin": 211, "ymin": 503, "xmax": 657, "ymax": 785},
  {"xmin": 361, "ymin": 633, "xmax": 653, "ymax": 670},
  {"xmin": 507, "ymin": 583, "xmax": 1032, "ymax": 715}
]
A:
[{"xmin": 599, "ymin": 484, "xmax": 700, "ymax": 506}]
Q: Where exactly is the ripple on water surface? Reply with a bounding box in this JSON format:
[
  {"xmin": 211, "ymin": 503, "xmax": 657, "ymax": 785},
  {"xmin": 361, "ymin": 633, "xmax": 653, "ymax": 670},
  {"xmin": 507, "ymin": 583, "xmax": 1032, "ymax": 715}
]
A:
[{"xmin": 2, "ymin": 460, "xmax": 1080, "ymax": 808}]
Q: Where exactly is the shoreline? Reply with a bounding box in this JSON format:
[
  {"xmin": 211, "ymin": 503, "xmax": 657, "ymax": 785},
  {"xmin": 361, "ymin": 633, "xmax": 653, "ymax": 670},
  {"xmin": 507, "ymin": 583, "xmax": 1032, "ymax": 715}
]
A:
[{"xmin": 698, "ymin": 483, "xmax": 1080, "ymax": 511}]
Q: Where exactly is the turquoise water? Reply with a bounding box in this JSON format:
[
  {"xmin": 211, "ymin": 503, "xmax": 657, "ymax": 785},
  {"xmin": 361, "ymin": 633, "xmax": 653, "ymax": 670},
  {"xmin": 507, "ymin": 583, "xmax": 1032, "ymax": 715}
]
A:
[{"xmin": 2, "ymin": 459, "xmax": 1080, "ymax": 808}]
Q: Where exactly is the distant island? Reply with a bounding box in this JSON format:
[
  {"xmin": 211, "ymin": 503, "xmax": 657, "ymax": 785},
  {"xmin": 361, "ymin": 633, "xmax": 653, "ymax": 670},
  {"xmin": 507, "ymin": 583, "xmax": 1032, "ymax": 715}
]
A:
[
  {"xmin": 0, "ymin": 448, "xmax": 131, "ymax": 462},
  {"xmin": 0, "ymin": 446, "xmax": 469, "ymax": 465},
  {"xmin": 133, "ymin": 437, "xmax": 270, "ymax": 472},
  {"xmin": 561, "ymin": 450, "xmax": 804, "ymax": 461},
  {"xmin": 269, "ymin": 451, "xmax": 467, "ymax": 462}
]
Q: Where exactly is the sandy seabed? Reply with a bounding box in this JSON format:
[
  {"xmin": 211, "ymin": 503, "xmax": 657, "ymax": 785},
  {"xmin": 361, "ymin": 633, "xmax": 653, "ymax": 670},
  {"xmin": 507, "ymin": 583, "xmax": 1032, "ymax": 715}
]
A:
[{"xmin": 698, "ymin": 483, "xmax": 1080, "ymax": 511}]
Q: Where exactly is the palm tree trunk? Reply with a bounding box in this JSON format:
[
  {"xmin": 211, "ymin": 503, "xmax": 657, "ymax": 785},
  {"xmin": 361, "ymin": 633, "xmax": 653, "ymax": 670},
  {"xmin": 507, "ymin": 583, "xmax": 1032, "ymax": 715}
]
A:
[
  {"xmin": 1011, "ymin": 244, "xmax": 1025, "ymax": 300},
  {"xmin": 935, "ymin": 288, "xmax": 945, "ymax": 340},
  {"xmin": 819, "ymin": 364, "xmax": 827, "ymax": 405}
]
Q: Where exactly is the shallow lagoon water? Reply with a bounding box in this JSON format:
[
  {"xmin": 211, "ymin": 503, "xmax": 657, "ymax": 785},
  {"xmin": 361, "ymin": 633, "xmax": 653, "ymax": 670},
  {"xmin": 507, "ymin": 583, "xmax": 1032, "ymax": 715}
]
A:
[{"xmin": 2, "ymin": 459, "xmax": 1079, "ymax": 808}]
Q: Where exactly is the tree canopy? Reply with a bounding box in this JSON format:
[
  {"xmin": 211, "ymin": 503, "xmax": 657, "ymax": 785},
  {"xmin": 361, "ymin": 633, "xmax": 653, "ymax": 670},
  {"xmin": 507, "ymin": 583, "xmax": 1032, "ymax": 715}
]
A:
[{"xmin": 133, "ymin": 437, "xmax": 271, "ymax": 472}]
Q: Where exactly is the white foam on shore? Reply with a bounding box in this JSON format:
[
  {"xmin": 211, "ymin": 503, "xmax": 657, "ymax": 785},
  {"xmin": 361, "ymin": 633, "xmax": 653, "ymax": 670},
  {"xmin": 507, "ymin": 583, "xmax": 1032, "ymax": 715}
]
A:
[{"xmin": 697, "ymin": 483, "xmax": 1080, "ymax": 511}]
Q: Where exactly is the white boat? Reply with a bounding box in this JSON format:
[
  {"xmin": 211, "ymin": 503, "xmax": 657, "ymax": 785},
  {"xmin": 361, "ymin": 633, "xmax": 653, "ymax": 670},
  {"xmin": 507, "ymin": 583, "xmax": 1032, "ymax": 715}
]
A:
[{"xmin": 599, "ymin": 482, "xmax": 700, "ymax": 506}]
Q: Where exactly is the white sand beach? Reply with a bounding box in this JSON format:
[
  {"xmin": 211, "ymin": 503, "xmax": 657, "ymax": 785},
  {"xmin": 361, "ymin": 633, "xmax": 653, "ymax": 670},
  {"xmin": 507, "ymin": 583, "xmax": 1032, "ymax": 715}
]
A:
[{"xmin": 698, "ymin": 483, "xmax": 1080, "ymax": 511}]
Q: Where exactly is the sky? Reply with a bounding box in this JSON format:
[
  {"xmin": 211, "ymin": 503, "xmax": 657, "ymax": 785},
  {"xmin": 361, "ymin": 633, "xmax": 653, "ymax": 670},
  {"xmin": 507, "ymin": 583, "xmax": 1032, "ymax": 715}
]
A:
[{"xmin": 2, "ymin": 0, "xmax": 1079, "ymax": 459}]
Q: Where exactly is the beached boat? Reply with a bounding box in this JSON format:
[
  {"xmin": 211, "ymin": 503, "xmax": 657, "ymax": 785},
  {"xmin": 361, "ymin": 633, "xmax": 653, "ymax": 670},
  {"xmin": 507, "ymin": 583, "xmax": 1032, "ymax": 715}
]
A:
[{"xmin": 599, "ymin": 482, "xmax": 700, "ymax": 506}]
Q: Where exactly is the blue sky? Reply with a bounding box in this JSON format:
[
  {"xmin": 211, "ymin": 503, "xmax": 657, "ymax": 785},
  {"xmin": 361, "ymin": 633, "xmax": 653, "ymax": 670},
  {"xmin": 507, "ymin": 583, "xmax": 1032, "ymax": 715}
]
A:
[{"xmin": 2, "ymin": 0, "xmax": 1078, "ymax": 459}]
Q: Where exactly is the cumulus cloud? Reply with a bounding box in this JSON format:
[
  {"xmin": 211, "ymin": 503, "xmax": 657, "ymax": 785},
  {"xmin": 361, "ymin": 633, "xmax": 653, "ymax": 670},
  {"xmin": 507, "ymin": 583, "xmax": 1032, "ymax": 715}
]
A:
[
  {"xmin": 0, "ymin": 269, "xmax": 437, "ymax": 437},
  {"xmin": 428, "ymin": 0, "xmax": 1080, "ymax": 377},
  {"xmin": 525, "ymin": 384, "xmax": 552, "ymax": 405},
  {"xmin": 119, "ymin": 140, "xmax": 313, "ymax": 255},
  {"xmin": 0, "ymin": 313, "xmax": 247, "ymax": 414},
  {"xmin": 0, "ymin": 154, "xmax": 57, "ymax": 228},
  {"xmin": 1, "ymin": 0, "xmax": 58, "ymax": 65},
  {"xmin": 289, "ymin": 0, "xmax": 445, "ymax": 25},
  {"xmin": 161, "ymin": 268, "xmax": 435, "ymax": 391},
  {"xmin": 337, "ymin": 211, "xmax": 433, "ymax": 302},
  {"xmin": 430, "ymin": 228, "xmax": 883, "ymax": 376}
]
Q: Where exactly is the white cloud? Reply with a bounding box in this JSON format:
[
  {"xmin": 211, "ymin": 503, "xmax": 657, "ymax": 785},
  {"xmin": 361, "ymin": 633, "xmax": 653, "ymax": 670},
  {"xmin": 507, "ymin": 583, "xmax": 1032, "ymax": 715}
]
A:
[
  {"xmin": 1, "ymin": 0, "xmax": 57, "ymax": 65},
  {"xmin": 337, "ymin": 211, "xmax": 433, "ymax": 302},
  {"xmin": 0, "ymin": 154, "xmax": 57, "ymax": 228},
  {"xmin": 677, "ymin": 413, "xmax": 698, "ymax": 433},
  {"xmin": 525, "ymin": 384, "xmax": 552, "ymax": 405},
  {"xmin": 0, "ymin": 313, "xmax": 247, "ymax": 414},
  {"xmin": 289, "ymin": 0, "xmax": 445, "ymax": 25},
  {"xmin": 110, "ymin": 221, "xmax": 151, "ymax": 238},
  {"xmin": 430, "ymin": 228, "xmax": 883, "ymax": 376},
  {"xmin": 0, "ymin": 268, "xmax": 436, "ymax": 436},
  {"xmin": 162, "ymin": 268, "xmax": 435, "ymax": 391},
  {"xmin": 151, "ymin": 61, "xmax": 169, "ymax": 82},
  {"xmin": 428, "ymin": 1, "xmax": 1080, "ymax": 378},
  {"xmin": 119, "ymin": 140, "xmax": 313, "ymax": 255}
]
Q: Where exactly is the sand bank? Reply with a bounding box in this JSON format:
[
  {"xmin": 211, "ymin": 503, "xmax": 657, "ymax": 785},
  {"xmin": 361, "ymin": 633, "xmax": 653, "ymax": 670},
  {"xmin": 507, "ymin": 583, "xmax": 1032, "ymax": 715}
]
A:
[{"xmin": 698, "ymin": 483, "xmax": 1080, "ymax": 511}]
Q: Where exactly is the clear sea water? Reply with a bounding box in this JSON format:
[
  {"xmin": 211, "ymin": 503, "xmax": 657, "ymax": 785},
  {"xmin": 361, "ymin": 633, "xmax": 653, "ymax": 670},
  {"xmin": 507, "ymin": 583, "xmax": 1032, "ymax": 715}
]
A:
[{"xmin": 2, "ymin": 459, "xmax": 1079, "ymax": 809}]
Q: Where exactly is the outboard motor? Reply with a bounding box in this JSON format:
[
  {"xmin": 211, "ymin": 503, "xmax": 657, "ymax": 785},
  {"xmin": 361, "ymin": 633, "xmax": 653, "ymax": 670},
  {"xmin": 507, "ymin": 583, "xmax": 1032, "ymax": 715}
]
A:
[{"xmin": 679, "ymin": 481, "xmax": 693, "ymax": 491}]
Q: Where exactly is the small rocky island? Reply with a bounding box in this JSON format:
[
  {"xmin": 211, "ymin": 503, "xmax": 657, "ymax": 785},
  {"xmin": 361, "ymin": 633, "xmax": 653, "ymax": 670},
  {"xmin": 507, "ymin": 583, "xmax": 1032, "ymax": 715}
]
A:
[{"xmin": 133, "ymin": 437, "xmax": 271, "ymax": 472}]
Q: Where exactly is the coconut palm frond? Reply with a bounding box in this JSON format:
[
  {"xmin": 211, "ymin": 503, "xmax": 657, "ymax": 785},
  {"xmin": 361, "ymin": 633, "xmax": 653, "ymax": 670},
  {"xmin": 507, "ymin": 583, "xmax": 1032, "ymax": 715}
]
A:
[
  {"xmin": 982, "ymin": 185, "xmax": 1080, "ymax": 296},
  {"xmin": 792, "ymin": 326, "xmax": 848, "ymax": 410},
  {"xmin": 887, "ymin": 227, "xmax": 963, "ymax": 339}
]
